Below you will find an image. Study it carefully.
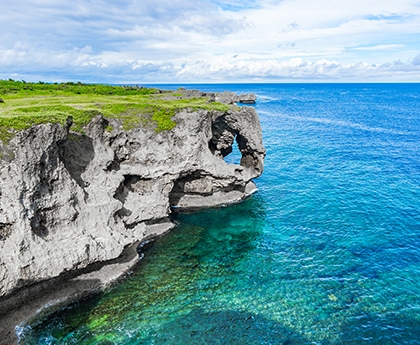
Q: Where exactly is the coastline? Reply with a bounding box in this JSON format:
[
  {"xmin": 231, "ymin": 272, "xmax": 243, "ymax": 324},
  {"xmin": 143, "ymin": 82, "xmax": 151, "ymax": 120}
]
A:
[
  {"xmin": 0, "ymin": 239, "xmax": 153, "ymax": 345},
  {"xmin": 0, "ymin": 84, "xmax": 265, "ymax": 343},
  {"xmin": 0, "ymin": 191, "xmax": 261, "ymax": 345}
]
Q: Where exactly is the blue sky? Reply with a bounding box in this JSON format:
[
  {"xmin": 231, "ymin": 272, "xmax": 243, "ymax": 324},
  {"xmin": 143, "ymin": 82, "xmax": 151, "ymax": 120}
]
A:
[{"xmin": 1, "ymin": 0, "xmax": 420, "ymax": 83}]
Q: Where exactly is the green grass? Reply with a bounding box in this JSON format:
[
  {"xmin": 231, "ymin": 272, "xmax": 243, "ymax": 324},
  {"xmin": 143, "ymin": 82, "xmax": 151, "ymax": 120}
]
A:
[
  {"xmin": 0, "ymin": 80, "xmax": 156, "ymax": 97},
  {"xmin": 0, "ymin": 80, "xmax": 230, "ymax": 142}
]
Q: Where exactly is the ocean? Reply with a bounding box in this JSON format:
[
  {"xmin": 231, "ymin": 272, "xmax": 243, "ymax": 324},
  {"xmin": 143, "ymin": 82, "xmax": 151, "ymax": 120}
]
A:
[{"xmin": 18, "ymin": 83, "xmax": 420, "ymax": 344}]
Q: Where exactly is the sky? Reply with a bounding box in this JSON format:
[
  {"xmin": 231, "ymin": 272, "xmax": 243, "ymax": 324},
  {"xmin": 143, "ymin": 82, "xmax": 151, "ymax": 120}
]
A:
[{"xmin": 1, "ymin": 0, "xmax": 420, "ymax": 83}]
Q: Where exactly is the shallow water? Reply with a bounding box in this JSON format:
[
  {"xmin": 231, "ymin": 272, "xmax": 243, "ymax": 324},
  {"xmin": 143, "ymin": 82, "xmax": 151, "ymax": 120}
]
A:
[{"xmin": 19, "ymin": 84, "xmax": 420, "ymax": 344}]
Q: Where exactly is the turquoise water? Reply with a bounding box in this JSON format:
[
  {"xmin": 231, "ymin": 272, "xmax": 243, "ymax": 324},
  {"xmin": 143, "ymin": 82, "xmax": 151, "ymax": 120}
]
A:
[{"xmin": 19, "ymin": 84, "xmax": 420, "ymax": 344}]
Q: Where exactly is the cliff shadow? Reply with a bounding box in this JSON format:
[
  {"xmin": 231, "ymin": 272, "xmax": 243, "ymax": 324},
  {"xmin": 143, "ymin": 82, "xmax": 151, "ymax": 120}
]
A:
[
  {"xmin": 151, "ymin": 308, "xmax": 311, "ymax": 345},
  {"xmin": 60, "ymin": 132, "xmax": 95, "ymax": 189},
  {"xmin": 172, "ymin": 195, "xmax": 267, "ymax": 268}
]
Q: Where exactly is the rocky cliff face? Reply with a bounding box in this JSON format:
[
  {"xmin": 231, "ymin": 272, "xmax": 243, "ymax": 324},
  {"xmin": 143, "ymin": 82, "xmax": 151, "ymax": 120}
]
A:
[{"xmin": 0, "ymin": 96, "xmax": 265, "ymax": 299}]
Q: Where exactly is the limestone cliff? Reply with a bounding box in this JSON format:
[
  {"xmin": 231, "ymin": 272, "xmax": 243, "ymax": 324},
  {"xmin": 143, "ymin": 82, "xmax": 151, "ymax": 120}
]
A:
[{"xmin": 0, "ymin": 93, "xmax": 265, "ymax": 299}]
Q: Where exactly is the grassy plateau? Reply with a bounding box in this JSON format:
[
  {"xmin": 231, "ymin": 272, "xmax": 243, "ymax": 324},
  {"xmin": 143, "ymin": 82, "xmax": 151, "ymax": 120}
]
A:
[{"xmin": 0, "ymin": 80, "xmax": 229, "ymax": 143}]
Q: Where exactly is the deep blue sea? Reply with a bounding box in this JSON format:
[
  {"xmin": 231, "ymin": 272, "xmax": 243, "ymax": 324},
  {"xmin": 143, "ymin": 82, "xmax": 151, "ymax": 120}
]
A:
[{"xmin": 19, "ymin": 84, "xmax": 420, "ymax": 344}]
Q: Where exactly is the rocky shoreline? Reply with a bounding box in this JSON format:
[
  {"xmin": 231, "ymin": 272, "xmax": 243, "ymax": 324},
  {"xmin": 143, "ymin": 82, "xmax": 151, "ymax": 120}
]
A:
[
  {"xmin": 1, "ymin": 241, "xmax": 141, "ymax": 344},
  {"xmin": 0, "ymin": 90, "xmax": 265, "ymax": 344}
]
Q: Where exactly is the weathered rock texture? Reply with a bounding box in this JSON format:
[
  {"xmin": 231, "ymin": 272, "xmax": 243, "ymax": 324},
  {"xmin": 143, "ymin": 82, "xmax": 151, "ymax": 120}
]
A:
[
  {"xmin": 215, "ymin": 91, "xmax": 257, "ymax": 104},
  {"xmin": 0, "ymin": 94, "xmax": 265, "ymax": 300}
]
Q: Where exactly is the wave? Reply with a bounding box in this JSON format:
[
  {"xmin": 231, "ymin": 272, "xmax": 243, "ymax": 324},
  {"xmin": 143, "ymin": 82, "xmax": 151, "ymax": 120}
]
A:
[{"xmin": 274, "ymin": 114, "xmax": 413, "ymax": 136}]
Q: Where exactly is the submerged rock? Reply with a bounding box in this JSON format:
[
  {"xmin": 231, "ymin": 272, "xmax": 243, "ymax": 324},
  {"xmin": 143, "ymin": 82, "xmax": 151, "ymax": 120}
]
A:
[{"xmin": 0, "ymin": 92, "xmax": 265, "ymax": 301}]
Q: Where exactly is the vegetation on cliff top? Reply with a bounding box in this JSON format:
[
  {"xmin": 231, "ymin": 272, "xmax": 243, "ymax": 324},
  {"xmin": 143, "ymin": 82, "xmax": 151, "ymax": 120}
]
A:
[{"xmin": 0, "ymin": 80, "xmax": 229, "ymax": 142}]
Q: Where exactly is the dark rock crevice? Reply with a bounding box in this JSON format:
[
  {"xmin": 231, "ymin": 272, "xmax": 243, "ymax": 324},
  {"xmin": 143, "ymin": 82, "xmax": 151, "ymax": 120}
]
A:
[
  {"xmin": 0, "ymin": 222, "xmax": 13, "ymax": 241},
  {"xmin": 114, "ymin": 175, "xmax": 154, "ymax": 204},
  {"xmin": 169, "ymin": 172, "xmax": 248, "ymax": 211},
  {"xmin": 30, "ymin": 207, "xmax": 53, "ymax": 238},
  {"xmin": 113, "ymin": 175, "xmax": 160, "ymax": 228},
  {"xmin": 169, "ymin": 171, "xmax": 212, "ymax": 206},
  {"xmin": 59, "ymin": 133, "xmax": 95, "ymax": 189},
  {"xmin": 104, "ymin": 153, "xmax": 121, "ymax": 172}
]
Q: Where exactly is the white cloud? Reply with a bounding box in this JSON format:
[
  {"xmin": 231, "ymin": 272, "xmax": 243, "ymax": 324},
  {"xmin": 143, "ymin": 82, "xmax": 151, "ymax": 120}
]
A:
[
  {"xmin": 353, "ymin": 44, "xmax": 406, "ymax": 51},
  {"xmin": 412, "ymin": 54, "xmax": 420, "ymax": 65},
  {"xmin": 169, "ymin": 57, "xmax": 420, "ymax": 82},
  {"xmin": 1, "ymin": 0, "xmax": 419, "ymax": 82}
]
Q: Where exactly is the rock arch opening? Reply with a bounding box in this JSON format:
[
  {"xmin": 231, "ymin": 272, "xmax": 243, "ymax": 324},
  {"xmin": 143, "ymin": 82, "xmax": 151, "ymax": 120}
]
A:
[
  {"xmin": 208, "ymin": 115, "xmax": 244, "ymax": 166},
  {"xmin": 223, "ymin": 135, "xmax": 242, "ymax": 165},
  {"xmin": 208, "ymin": 111, "xmax": 264, "ymax": 175}
]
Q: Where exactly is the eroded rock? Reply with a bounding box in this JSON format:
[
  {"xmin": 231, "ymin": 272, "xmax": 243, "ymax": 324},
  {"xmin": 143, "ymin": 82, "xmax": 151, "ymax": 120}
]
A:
[{"xmin": 0, "ymin": 95, "xmax": 265, "ymax": 300}]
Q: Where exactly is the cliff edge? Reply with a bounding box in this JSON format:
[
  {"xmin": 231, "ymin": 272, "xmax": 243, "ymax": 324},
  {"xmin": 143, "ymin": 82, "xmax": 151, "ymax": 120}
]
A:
[{"xmin": 0, "ymin": 90, "xmax": 265, "ymax": 305}]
